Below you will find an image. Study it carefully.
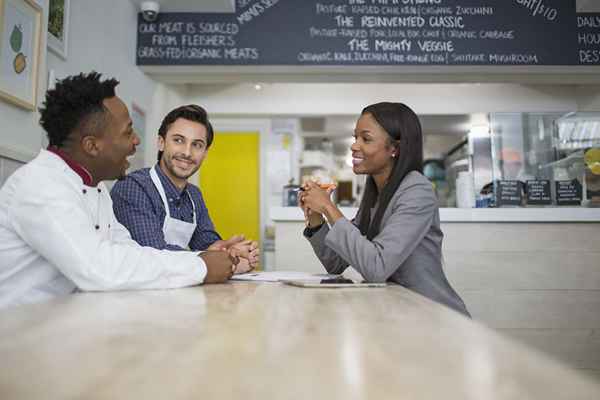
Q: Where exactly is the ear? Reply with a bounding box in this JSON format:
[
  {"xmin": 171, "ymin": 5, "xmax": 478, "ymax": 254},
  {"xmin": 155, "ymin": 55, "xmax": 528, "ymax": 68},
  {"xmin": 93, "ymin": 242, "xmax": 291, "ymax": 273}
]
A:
[
  {"xmin": 157, "ymin": 135, "xmax": 165, "ymax": 151},
  {"xmin": 392, "ymin": 139, "xmax": 401, "ymax": 157},
  {"xmin": 387, "ymin": 138, "xmax": 399, "ymax": 158},
  {"xmin": 81, "ymin": 135, "xmax": 101, "ymax": 157}
]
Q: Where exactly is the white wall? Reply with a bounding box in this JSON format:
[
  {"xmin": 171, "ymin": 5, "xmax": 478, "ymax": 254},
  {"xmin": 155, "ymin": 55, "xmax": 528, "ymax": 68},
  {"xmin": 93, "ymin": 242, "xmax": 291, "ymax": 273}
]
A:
[
  {"xmin": 0, "ymin": 0, "xmax": 48, "ymax": 161},
  {"xmin": 144, "ymin": 83, "xmax": 190, "ymax": 166},
  {"xmin": 186, "ymin": 83, "xmax": 580, "ymax": 117},
  {"xmin": 46, "ymin": 0, "xmax": 159, "ymax": 166},
  {"xmin": 0, "ymin": 0, "xmax": 162, "ymax": 167},
  {"xmin": 576, "ymin": 85, "xmax": 600, "ymax": 111}
]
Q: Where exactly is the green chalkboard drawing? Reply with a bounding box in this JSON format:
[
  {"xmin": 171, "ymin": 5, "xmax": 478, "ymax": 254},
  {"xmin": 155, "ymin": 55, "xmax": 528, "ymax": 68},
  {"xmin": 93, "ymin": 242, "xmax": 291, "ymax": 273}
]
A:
[
  {"xmin": 10, "ymin": 25, "xmax": 23, "ymax": 53},
  {"xmin": 14, "ymin": 53, "xmax": 27, "ymax": 74},
  {"xmin": 48, "ymin": 0, "xmax": 65, "ymax": 40}
]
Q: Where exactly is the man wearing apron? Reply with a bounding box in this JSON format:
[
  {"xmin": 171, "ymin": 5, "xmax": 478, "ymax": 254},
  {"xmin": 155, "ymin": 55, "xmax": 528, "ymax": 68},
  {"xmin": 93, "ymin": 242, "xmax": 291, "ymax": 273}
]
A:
[{"xmin": 111, "ymin": 105, "xmax": 258, "ymax": 272}]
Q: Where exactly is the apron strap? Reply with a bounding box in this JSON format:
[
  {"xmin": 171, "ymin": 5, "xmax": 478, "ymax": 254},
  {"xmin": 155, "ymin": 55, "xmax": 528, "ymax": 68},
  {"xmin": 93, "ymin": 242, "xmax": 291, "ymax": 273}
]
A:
[{"xmin": 150, "ymin": 166, "xmax": 197, "ymax": 223}]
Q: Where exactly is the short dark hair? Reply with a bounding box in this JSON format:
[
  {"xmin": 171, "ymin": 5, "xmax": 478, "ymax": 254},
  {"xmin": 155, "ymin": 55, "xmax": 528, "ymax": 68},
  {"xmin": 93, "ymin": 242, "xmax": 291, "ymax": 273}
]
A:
[
  {"xmin": 39, "ymin": 72, "xmax": 119, "ymax": 148},
  {"xmin": 157, "ymin": 104, "xmax": 214, "ymax": 161},
  {"xmin": 357, "ymin": 102, "xmax": 424, "ymax": 240}
]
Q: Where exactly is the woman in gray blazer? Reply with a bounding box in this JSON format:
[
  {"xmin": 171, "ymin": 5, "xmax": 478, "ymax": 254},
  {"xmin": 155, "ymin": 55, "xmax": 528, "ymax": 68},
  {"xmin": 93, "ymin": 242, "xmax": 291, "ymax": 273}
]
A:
[{"xmin": 300, "ymin": 102, "xmax": 470, "ymax": 317}]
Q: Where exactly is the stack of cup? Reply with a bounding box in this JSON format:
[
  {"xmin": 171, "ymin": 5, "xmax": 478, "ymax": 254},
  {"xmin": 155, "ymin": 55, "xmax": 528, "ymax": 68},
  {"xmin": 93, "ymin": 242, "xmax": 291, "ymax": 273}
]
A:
[{"xmin": 456, "ymin": 171, "xmax": 475, "ymax": 208}]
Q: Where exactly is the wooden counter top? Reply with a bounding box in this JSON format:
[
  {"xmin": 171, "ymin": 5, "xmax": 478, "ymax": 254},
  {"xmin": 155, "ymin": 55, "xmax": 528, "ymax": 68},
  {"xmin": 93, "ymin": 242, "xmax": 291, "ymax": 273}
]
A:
[{"xmin": 0, "ymin": 282, "xmax": 598, "ymax": 399}]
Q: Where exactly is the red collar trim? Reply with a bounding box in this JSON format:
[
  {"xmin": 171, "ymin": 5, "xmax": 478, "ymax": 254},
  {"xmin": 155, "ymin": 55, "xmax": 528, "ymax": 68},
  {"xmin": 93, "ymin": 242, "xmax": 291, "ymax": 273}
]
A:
[{"xmin": 47, "ymin": 146, "xmax": 94, "ymax": 186}]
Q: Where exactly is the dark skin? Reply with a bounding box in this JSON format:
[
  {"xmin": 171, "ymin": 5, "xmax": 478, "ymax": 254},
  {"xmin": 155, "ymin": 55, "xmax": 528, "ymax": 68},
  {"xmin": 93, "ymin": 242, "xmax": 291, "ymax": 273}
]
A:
[
  {"xmin": 300, "ymin": 112, "xmax": 397, "ymax": 228},
  {"xmin": 59, "ymin": 95, "xmax": 235, "ymax": 283},
  {"xmin": 58, "ymin": 96, "xmax": 138, "ymax": 186},
  {"xmin": 201, "ymin": 251, "xmax": 236, "ymax": 283}
]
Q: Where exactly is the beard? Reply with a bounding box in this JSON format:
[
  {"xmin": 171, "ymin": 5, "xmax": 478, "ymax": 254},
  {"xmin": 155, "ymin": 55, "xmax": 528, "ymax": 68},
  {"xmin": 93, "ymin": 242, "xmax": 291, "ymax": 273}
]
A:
[{"xmin": 164, "ymin": 154, "xmax": 200, "ymax": 180}]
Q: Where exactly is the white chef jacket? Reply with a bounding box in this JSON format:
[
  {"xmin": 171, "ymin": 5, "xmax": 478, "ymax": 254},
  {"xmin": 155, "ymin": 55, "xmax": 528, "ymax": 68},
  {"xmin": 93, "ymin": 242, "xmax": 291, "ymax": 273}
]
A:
[{"xmin": 0, "ymin": 149, "xmax": 207, "ymax": 308}]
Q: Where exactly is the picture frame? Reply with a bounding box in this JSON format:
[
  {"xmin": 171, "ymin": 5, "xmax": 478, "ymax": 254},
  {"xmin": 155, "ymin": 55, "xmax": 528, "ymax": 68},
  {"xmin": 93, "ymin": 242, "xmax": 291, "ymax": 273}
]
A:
[
  {"xmin": 47, "ymin": 0, "xmax": 68, "ymax": 59},
  {"xmin": 0, "ymin": 0, "xmax": 42, "ymax": 110}
]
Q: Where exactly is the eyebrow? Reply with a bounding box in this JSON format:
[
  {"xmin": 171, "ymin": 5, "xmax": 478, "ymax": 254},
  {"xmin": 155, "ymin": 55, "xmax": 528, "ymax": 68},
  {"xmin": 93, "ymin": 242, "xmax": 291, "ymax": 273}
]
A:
[{"xmin": 172, "ymin": 134, "xmax": 206, "ymax": 144}]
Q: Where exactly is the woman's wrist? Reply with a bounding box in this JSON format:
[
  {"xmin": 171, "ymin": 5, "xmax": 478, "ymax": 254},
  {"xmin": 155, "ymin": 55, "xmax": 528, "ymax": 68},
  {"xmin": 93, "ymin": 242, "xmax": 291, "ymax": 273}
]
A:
[
  {"xmin": 307, "ymin": 212, "xmax": 325, "ymax": 228},
  {"xmin": 323, "ymin": 203, "xmax": 344, "ymax": 225}
]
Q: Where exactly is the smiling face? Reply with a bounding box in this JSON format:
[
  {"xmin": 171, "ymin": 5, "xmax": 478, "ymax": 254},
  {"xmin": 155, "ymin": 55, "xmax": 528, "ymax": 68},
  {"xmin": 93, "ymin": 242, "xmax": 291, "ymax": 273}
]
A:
[
  {"xmin": 351, "ymin": 112, "xmax": 397, "ymax": 183},
  {"xmin": 97, "ymin": 96, "xmax": 139, "ymax": 181},
  {"xmin": 158, "ymin": 117, "xmax": 208, "ymax": 187}
]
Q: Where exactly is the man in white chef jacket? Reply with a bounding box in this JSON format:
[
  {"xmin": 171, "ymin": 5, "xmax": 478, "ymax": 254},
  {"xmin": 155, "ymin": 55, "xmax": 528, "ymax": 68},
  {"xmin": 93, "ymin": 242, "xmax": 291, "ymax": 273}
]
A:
[{"xmin": 0, "ymin": 72, "xmax": 237, "ymax": 308}]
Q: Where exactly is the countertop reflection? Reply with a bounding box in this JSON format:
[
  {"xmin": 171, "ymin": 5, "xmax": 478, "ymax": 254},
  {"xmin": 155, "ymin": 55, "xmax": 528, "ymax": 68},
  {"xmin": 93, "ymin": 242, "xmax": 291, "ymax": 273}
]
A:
[{"xmin": 0, "ymin": 282, "xmax": 598, "ymax": 399}]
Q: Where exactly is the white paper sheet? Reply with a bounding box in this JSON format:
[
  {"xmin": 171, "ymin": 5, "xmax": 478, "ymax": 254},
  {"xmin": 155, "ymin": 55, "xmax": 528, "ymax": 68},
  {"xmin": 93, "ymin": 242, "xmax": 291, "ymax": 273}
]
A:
[{"xmin": 231, "ymin": 271, "xmax": 338, "ymax": 283}]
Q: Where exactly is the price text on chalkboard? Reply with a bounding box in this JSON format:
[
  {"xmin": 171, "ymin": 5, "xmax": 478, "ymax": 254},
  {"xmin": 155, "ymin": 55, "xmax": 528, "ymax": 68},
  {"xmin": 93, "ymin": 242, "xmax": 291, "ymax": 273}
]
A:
[
  {"xmin": 496, "ymin": 180, "xmax": 523, "ymax": 207},
  {"xmin": 555, "ymin": 179, "xmax": 582, "ymax": 206},
  {"xmin": 526, "ymin": 180, "xmax": 552, "ymax": 205},
  {"xmin": 136, "ymin": 0, "xmax": 600, "ymax": 66}
]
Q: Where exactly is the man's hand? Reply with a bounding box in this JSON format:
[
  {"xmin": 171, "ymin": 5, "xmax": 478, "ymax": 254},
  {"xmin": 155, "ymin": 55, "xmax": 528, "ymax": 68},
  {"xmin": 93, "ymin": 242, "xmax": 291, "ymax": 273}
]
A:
[
  {"xmin": 230, "ymin": 240, "xmax": 260, "ymax": 270},
  {"xmin": 209, "ymin": 235, "xmax": 260, "ymax": 271},
  {"xmin": 199, "ymin": 250, "xmax": 235, "ymax": 284},
  {"xmin": 207, "ymin": 235, "xmax": 245, "ymax": 251},
  {"xmin": 233, "ymin": 257, "xmax": 254, "ymax": 274}
]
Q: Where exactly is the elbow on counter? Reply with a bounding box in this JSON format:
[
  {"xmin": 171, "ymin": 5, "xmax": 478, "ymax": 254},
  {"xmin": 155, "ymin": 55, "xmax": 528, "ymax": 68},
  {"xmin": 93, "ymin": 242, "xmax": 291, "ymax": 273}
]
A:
[{"xmin": 354, "ymin": 259, "xmax": 393, "ymax": 284}]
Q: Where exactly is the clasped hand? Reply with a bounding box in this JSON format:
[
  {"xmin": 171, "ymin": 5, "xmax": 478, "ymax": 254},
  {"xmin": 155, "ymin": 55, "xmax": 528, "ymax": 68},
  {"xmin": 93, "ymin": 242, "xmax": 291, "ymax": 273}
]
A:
[
  {"xmin": 207, "ymin": 235, "xmax": 259, "ymax": 274},
  {"xmin": 299, "ymin": 180, "xmax": 336, "ymax": 227}
]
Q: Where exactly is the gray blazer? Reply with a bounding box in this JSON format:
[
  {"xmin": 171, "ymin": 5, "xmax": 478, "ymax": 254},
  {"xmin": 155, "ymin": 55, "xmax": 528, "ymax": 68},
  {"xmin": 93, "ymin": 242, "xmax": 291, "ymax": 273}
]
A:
[{"xmin": 307, "ymin": 171, "xmax": 470, "ymax": 317}]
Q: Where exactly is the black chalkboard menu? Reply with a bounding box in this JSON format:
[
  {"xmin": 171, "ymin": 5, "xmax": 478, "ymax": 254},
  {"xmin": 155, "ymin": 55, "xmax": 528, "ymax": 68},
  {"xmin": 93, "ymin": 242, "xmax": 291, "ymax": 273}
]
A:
[
  {"xmin": 496, "ymin": 180, "xmax": 523, "ymax": 207},
  {"xmin": 578, "ymin": 13, "xmax": 600, "ymax": 64},
  {"xmin": 136, "ymin": 0, "xmax": 599, "ymax": 66},
  {"xmin": 555, "ymin": 179, "xmax": 582, "ymax": 206},
  {"xmin": 526, "ymin": 180, "xmax": 552, "ymax": 205}
]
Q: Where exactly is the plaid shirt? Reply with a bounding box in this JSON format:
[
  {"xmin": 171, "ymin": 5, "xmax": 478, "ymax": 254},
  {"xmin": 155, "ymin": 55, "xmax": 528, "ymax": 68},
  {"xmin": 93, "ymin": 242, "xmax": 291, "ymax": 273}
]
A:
[{"xmin": 111, "ymin": 165, "xmax": 221, "ymax": 251}]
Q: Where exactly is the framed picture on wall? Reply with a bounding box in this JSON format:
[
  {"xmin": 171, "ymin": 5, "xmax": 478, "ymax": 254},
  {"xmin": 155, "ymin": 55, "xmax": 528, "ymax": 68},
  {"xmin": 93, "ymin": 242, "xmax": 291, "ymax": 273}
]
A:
[
  {"xmin": 47, "ymin": 0, "xmax": 69, "ymax": 59},
  {"xmin": 0, "ymin": 0, "xmax": 42, "ymax": 110}
]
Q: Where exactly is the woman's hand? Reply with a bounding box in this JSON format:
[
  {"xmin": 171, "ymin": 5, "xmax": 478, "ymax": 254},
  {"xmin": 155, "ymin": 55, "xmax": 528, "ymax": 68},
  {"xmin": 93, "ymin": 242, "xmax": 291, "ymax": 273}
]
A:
[
  {"xmin": 299, "ymin": 184, "xmax": 325, "ymax": 228},
  {"xmin": 299, "ymin": 181, "xmax": 335, "ymax": 215},
  {"xmin": 299, "ymin": 181, "xmax": 343, "ymax": 225}
]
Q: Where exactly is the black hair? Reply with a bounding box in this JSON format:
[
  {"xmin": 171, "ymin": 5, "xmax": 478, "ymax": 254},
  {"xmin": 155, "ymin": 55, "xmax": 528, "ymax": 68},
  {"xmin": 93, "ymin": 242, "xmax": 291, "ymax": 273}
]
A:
[
  {"xmin": 357, "ymin": 102, "xmax": 424, "ymax": 240},
  {"xmin": 39, "ymin": 72, "xmax": 119, "ymax": 148},
  {"xmin": 157, "ymin": 104, "xmax": 214, "ymax": 161}
]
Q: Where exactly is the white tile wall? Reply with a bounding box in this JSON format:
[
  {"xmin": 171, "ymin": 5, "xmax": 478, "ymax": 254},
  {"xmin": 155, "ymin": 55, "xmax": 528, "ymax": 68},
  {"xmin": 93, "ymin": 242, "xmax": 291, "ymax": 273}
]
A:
[
  {"xmin": 461, "ymin": 290, "xmax": 600, "ymax": 329},
  {"xmin": 275, "ymin": 222, "xmax": 323, "ymax": 272},
  {"xmin": 442, "ymin": 223, "xmax": 600, "ymax": 252},
  {"xmin": 274, "ymin": 219, "xmax": 600, "ymax": 377},
  {"xmin": 444, "ymin": 251, "xmax": 600, "ymax": 290},
  {"xmin": 498, "ymin": 328, "xmax": 600, "ymax": 370},
  {"xmin": 442, "ymin": 222, "xmax": 600, "ymax": 378}
]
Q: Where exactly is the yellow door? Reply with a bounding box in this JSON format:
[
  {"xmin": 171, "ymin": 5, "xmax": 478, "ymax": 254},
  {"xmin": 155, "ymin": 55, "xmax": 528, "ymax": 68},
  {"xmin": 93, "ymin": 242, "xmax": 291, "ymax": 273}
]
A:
[{"xmin": 199, "ymin": 131, "xmax": 260, "ymax": 249}]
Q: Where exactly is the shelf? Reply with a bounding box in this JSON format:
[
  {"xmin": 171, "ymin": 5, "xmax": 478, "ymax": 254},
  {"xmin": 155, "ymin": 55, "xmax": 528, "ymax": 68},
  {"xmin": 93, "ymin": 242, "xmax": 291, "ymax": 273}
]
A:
[
  {"xmin": 539, "ymin": 150, "xmax": 583, "ymax": 169},
  {"xmin": 270, "ymin": 206, "xmax": 600, "ymax": 223}
]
